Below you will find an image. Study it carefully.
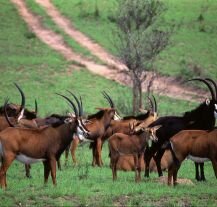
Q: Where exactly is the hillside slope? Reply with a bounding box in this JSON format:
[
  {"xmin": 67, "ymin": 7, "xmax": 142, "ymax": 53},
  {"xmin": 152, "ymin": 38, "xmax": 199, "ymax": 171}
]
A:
[
  {"xmin": 52, "ymin": 0, "xmax": 217, "ymax": 79},
  {"xmin": 12, "ymin": 0, "xmax": 211, "ymax": 102}
]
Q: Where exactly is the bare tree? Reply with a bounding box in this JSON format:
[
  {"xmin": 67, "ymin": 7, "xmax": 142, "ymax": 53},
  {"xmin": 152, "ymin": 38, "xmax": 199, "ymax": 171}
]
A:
[{"xmin": 113, "ymin": 0, "xmax": 172, "ymax": 114}]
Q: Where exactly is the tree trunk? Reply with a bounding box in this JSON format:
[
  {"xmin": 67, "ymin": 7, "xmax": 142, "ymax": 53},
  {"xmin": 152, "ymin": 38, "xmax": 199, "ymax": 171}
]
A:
[{"xmin": 132, "ymin": 74, "xmax": 142, "ymax": 115}]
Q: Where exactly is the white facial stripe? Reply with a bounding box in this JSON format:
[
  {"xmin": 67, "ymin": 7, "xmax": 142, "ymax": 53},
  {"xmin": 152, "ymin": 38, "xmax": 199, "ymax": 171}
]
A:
[
  {"xmin": 18, "ymin": 108, "xmax": 24, "ymax": 122},
  {"xmin": 76, "ymin": 119, "xmax": 90, "ymax": 141},
  {"xmin": 148, "ymin": 140, "xmax": 152, "ymax": 147},
  {"xmin": 214, "ymin": 111, "xmax": 217, "ymax": 119},
  {"xmin": 78, "ymin": 119, "xmax": 89, "ymax": 133},
  {"xmin": 114, "ymin": 112, "xmax": 121, "ymax": 120},
  {"xmin": 215, "ymin": 104, "xmax": 217, "ymax": 110}
]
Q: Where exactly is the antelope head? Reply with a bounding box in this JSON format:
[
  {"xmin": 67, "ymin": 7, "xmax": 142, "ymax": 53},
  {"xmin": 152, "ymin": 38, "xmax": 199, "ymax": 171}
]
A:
[
  {"xmin": 187, "ymin": 78, "xmax": 217, "ymax": 120},
  {"xmin": 102, "ymin": 91, "xmax": 121, "ymax": 120},
  {"xmin": 56, "ymin": 93, "xmax": 90, "ymax": 142},
  {"xmin": 135, "ymin": 95, "xmax": 158, "ymax": 131},
  {"xmin": 141, "ymin": 125, "xmax": 161, "ymax": 147}
]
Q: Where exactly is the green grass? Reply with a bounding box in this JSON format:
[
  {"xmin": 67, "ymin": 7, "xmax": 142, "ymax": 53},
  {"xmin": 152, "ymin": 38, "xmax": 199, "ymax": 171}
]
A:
[
  {"xmin": 0, "ymin": 1, "xmax": 216, "ymax": 206},
  {"xmin": 1, "ymin": 144, "xmax": 217, "ymax": 206},
  {"xmin": 0, "ymin": 0, "xmax": 196, "ymax": 117},
  {"xmin": 52, "ymin": 0, "xmax": 217, "ymax": 79}
]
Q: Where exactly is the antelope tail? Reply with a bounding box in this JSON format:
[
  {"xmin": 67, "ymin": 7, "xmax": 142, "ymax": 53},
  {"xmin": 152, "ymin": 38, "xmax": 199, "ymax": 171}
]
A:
[{"xmin": 167, "ymin": 141, "xmax": 180, "ymax": 167}]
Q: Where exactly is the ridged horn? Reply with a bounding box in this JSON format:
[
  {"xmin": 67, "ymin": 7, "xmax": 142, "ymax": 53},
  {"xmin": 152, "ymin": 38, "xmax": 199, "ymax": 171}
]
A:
[
  {"xmin": 147, "ymin": 96, "xmax": 154, "ymax": 112},
  {"xmin": 56, "ymin": 93, "xmax": 78, "ymax": 117},
  {"xmin": 205, "ymin": 78, "xmax": 217, "ymax": 100},
  {"xmin": 4, "ymin": 98, "xmax": 15, "ymax": 127},
  {"xmin": 102, "ymin": 91, "xmax": 114, "ymax": 108},
  {"xmin": 34, "ymin": 99, "xmax": 38, "ymax": 114},
  {"xmin": 152, "ymin": 95, "xmax": 157, "ymax": 113},
  {"xmin": 14, "ymin": 83, "xmax": 25, "ymax": 114},
  {"xmin": 67, "ymin": 91, "xmax": 82, "ymax": 116},
  {"xmin": 186, "ymin": 78, "xmax": 215, "ymax": 100},
  {"xmin": 79, "ymin": 96, "xmax": 84, "ymax": 116}
]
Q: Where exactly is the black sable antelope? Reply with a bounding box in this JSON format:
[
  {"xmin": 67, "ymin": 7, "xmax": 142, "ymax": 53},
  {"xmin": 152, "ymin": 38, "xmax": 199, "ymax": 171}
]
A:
[
  {"xmin": 0, "ymin": 94, "xmax": 89, "ymax": 189},
  {"xmin": 144, "ymin": 78, "xmax": 217, "ymax": 181}
]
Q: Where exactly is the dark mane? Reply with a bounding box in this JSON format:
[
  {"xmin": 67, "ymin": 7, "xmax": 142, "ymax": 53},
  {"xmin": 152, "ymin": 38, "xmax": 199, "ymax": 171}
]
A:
[
  {"xmin": 123, "ymin": 111, "xmax": 150, "ymax": 120},
  {"xmin": 87, "ymin": 110, "xmax": 105, "ymax": 120},
  {"xmin": 46, "ymin": 114, "xmax": 69, "ymax": 128},
  {"xmin": 183, "ymin": 101, "xmax": 215, "ymax": 130}
]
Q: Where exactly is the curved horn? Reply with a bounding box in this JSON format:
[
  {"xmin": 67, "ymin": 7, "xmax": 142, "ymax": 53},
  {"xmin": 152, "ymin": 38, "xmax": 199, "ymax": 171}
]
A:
[
  {"xmin": 205, "ymin": 78, "xmax": 217, "ymax": 100},
  {"xmin": 147, "ymin": 96, "xmax": 154, "ymax": 112},
  {"xmin": 102, "ymin": 91, "xmax": 112, "ymax": 107},
  {"xmin": 4, "ymin": 98, "xmax": 15, "ymax": 127},
  {"xmin": 186, "ymin": 78, "xmax": 215, "ymax": 100},
  {"xmin": 34, "ymin": 99, "xmax": 38, "ymax": 114},
  {"xmin": 152, "ymin": 95, "xmax": 157, "ymax": 113},
  {"xmin": 67, "ymin": 91, "xmax": 82, "ymax": 116},
  {"xmin": 14, "ymin": 83, "xmax": 25, "ymax": 113},
  {"xmin": 102, "ymin": 91, "xmax": 114, "ymax": 108},
  {"xmin": 56, "ymin": 93, "xmax": 78, "ymax": 117},
  {"xmin": 79, "ymin": 96, "xmax": 84, "ymax": 116}
]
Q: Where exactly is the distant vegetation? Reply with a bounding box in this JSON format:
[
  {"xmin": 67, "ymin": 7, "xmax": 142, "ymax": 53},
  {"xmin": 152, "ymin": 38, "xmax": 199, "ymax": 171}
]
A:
[
  {"xmin": 0, "ymin": 0, "xmax": 195, "ymax": 118},
  {"xmin": 52, "ymin": 0, "xmax": 217, "ymax": 79}
]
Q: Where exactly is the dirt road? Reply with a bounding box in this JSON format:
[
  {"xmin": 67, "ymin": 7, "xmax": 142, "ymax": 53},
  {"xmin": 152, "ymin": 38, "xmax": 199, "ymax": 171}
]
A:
[{"xmin": 11, "ymin": 0, "xmax": 208, "ymax": 101}]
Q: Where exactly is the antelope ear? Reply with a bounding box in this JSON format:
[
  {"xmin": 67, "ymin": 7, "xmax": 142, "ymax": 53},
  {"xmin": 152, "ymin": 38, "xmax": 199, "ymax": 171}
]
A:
[
  {"xmin": 139, "ymin": 108, "xmax": 148, "ymax": 113},
  {"xmin": 95, "ymin": 107, "xmax": 104, "ymax": 110},
  {"xmin": 205, "ymin": 99, "xmax": 210, "ymax": 105},
  {"xmin": 153, "ymin": 125, "xmax": 162, "ymax": 131}
]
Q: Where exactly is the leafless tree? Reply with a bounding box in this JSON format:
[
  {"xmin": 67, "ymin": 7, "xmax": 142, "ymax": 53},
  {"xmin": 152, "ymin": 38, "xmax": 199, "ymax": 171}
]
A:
[{"xmin": 113, "ymin": 0, "xmax": 172, "ymax": 114}]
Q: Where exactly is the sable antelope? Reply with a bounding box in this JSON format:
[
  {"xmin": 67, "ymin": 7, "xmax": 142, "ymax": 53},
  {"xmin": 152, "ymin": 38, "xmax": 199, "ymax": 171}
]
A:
[
  {"xmin": 96, "ymin": 95, "xmax": 158, "ymax": 167},
  {"xmin": 144, "ymin": 78, "xmax": 217, "ymax": 181},
  {"xmin": 108, "ymin": 125, "xmax": 161, "ymax": 182},
  {"xmin": 0, "ymin": 94, "xmax": 89, "ymax": 189},
  {"xmin": 0, "ymin": 83, "xmax": 37, "ymax": 119},
  {"xmin": 69, "ymin": 91, "xmax": 118, "ymax": 167},
  {"xmin": 0, "ymin": 83, "xmax": 38, "ymax": 131},
  {"xmin": 167, "ymin": 129, "xmax": 217, "ymax": 186},
  {"xmin": 116, "ymin": 149, "xmax": 172, "ymax": 173}
]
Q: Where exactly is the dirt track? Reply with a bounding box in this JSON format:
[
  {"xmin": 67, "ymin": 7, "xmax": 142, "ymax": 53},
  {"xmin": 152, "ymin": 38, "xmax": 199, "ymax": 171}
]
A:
[{"xmin": 11, "ymin": 0, "xmax": 209, "ymax": 101}]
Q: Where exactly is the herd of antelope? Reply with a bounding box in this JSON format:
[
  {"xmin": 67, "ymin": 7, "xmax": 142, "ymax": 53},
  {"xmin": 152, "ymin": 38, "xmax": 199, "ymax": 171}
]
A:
[{"xmin": 0, "ymin": 77, "xmax": 216, "ymax": 189}]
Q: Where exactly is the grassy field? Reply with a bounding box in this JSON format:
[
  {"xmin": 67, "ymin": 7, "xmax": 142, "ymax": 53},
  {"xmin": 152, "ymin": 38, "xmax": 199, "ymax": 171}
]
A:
[
  {"xmin": 52, "ymin": 0, "xmax": 217, "ymax": 79},
  {"xmin": 1, "ymin": 145, "xmax": 217, "ymax": 206},
  {"xmin": 0, "ymin": 0, "xmax": 217, "ymax": 206}
]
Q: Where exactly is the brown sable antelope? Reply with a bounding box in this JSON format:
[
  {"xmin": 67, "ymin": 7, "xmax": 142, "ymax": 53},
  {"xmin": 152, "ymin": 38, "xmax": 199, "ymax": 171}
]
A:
[
  {"xmin": 116, "ymin": 149, "xmax": 172, "ymax": 173},
  {"xmin": 108, "ymin": 124, "xmax": 161, "ymax": 182},
  {"xmin": 167, "ymin": 129, "xmax": 217, "ymax": 186},
  {"xmin": 145, "ymin": 78, "xmax": 217, "ymax": 181},
  {"xmin": 95, "ymin": 95, "xmax": 158, "ymax": 167},
  {"xmin": 0, "ymin": 83, "xmax": 38, "ymax": 131},
  {"xmin": 69, "ymin": 91, "xmax": 118, "ymax": 167},
  {"xmin": 0, "ymin": 94, "xmax": 89, "ymax": 189}
]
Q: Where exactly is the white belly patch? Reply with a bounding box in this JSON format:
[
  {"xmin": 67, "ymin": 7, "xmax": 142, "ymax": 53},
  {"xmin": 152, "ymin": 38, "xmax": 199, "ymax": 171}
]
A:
[
  {"xmin": 0, "ymin": 142, "xmax": 45, "ymax": 164},
  {"xmin": 16, "ymin": 154, "xmax": 46, "ymax": 164},
  {"xmin": 187, "ymin": 155, "xmax": 210, "ymax": 163}
]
